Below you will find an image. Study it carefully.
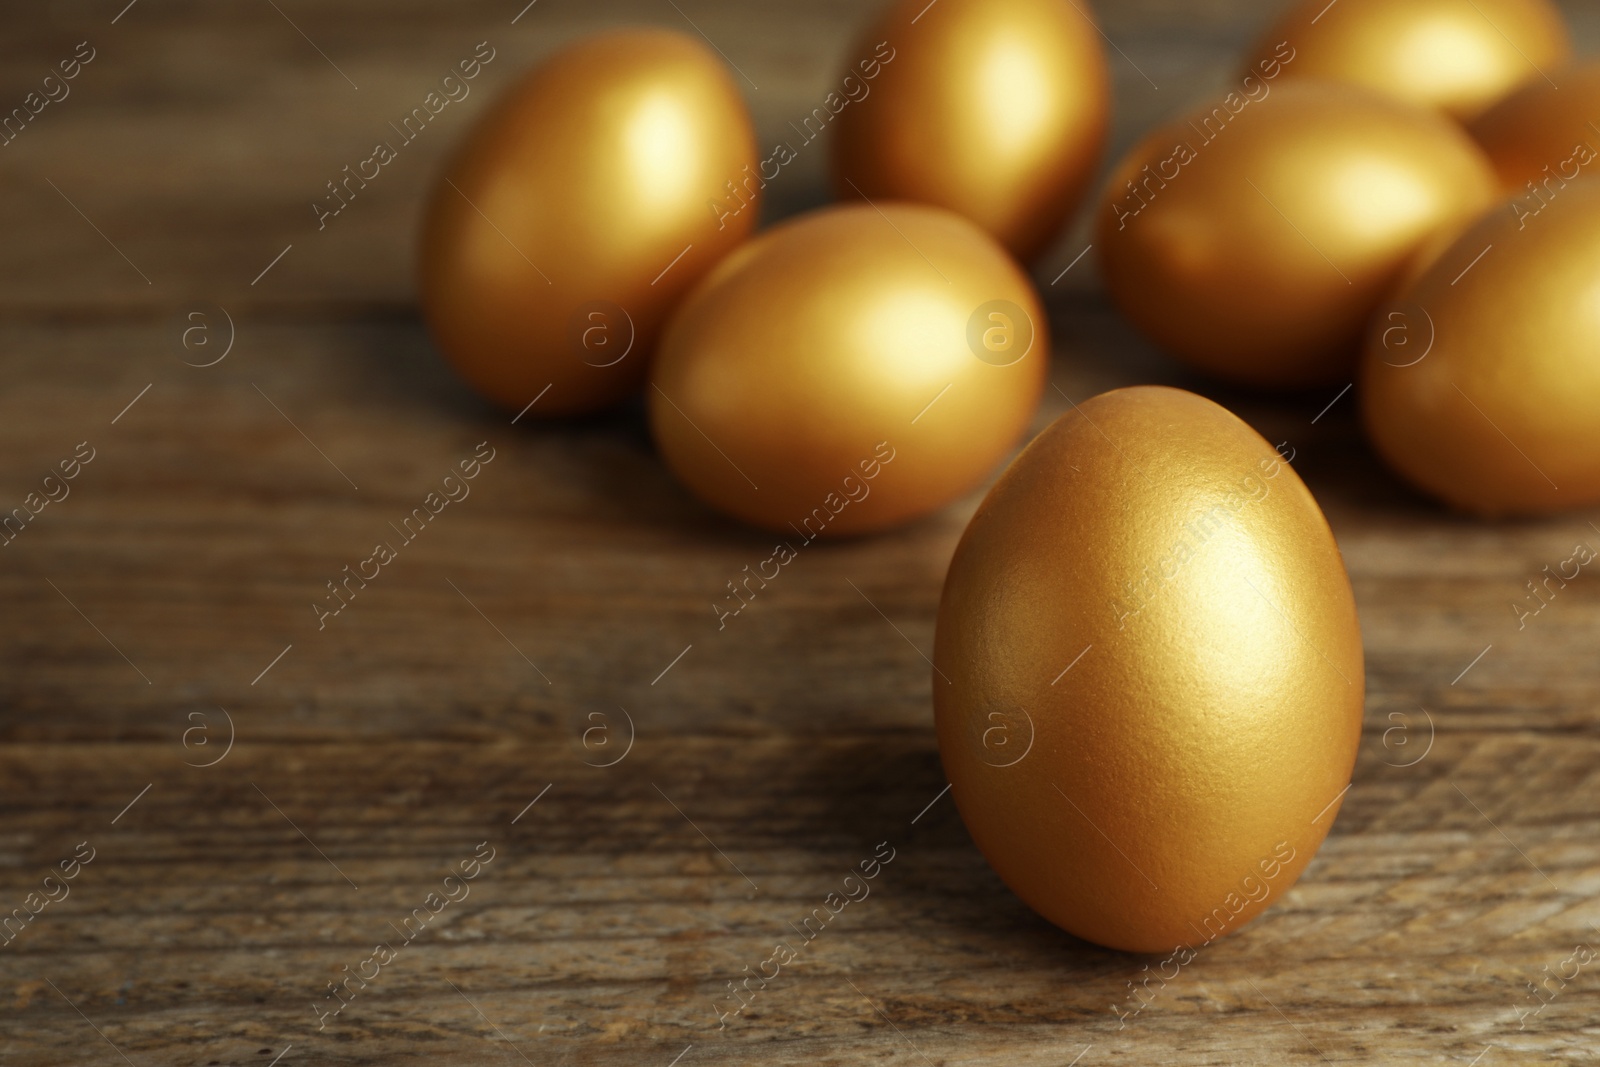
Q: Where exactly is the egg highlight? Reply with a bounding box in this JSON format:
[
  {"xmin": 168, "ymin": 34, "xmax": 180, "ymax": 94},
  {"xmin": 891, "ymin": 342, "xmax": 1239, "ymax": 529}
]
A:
[{"xmin": 1240, "ymin": 0, "xmax": 1570, "ymax": 121}]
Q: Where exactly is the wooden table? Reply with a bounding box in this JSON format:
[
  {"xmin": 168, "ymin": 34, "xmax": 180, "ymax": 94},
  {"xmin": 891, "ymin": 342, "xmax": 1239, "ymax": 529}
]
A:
[{"xmin": 3, "ymin": 1, "xmax": 1597, "ymax": 1063}]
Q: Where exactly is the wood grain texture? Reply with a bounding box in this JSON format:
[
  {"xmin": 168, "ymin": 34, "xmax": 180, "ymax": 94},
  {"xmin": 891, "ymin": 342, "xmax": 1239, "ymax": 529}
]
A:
[{"xmin": 2, "ymin": 1, "xmax": 1599, "ymax": 1064}]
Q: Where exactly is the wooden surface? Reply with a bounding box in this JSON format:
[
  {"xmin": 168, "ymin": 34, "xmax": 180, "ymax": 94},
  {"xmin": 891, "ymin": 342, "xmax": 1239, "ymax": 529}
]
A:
[{"xmin": 3, "ymin": 1, "xmax": 1599, "ymax": 1063}]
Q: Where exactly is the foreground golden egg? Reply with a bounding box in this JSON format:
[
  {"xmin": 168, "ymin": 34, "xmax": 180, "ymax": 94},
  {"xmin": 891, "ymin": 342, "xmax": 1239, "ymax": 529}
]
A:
[
  {"xmin": 650, "ymin": 203, "xmax": 1046, "ymax": 536},
  {"xmin": 933, "ymin": 386, "xmax": 1363, "ymax": 953},
  {"xmin": 829, "ymin": 0, "xmax": 1109, "ymax": 263},
  {"xmin": 419, "ymin": 29, "xmax": 759, "ymax": 417},
  {"xmin": 1361, "ymin": 182, "xmax": 1600, "ymax": 516},
  {"xmin": 1097, "ymin": 81, "xmax": 1496, "ymax": 389},
  {"xmin": 1241, "ymin": 0, "xmax": 1570, "ymax": 121},
  {"xmin": 1469, "ymin": 64, "xmax": 1600, "ymax": 193}
]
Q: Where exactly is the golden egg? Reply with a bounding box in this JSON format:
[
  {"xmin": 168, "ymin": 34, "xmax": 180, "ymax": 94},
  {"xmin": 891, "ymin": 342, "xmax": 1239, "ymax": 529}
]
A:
[
  {"xmin": 1360, "ymin": 181, "xmax": 1600, "ymax": 516},
  {"xmin": 1240, "ymin": 0, "xmax": 1570, "ymax": 121},
  {"xmin": 1469, "ymin": 64, "xmax": 1600, "ymax": 193},
  {"xmin": 1096, "ymin": 80, "xmax": 1496, "ymax": 389},
  {"xmin": 419, "ymin": 29, "xmax": 759, "ymax": 417},
  {"xmin": 829, "ymin": 0, "xmax": 1109, "ymax": 263},
  {"xmin": 934, "ymin": 386, "xmax": 1363, "ymax": 953},
  {"xmin": 649, "ymin": 203, "xmax": 1046, "ymax": 537}
]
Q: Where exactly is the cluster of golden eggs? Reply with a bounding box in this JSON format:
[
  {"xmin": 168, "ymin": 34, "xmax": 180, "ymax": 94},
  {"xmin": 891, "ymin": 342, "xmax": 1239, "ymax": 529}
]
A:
[
  {"xmin": 1102, "ymin": 0, "xmax": 1596, "ymax": 519},
  {"xmin": 416, "ymin": 0, "xmax": 1595, "ymax": 955},
  {"xmin": 419, "ymin": 1, "xmax": 1101, "ymax": 535}
]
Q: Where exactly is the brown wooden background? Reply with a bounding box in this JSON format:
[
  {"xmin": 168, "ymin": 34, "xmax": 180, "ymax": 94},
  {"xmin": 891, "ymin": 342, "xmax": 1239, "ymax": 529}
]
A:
[{"xmin": 2, "ymin": 1, "xmax": 1598, "ymax": 1063}]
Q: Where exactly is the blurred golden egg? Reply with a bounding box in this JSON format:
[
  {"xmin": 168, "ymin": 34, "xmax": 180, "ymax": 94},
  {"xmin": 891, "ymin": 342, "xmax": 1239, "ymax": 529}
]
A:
[
  {"xmin": 1241, "ymin": 0, "xmax": 1570, "ymax": 121},
  {"xmin": 1361, "ymin": 181, "xmax": 1600, "ymax": 516},
  {"xmin": 829, "ymin": 0, "xmax": 1109, "ymax": 263},
  {"xmin": 934, "ymin": 386, "xmax": 1363, "ymax": 953},
  {"xmin": 1469, "ymin": 64, "xmax": 1600, "ymax": 192},
  {"xmin": 649, "ymin": 203, "xmax": 1046, "ymax": 537},
  {"xmin": 419, "ymin": 30, "xmax": 759, "ymax": 417},
  {"xmin": 1096, "ymin": 81, "xmax": 1496, "ymax": 389}
]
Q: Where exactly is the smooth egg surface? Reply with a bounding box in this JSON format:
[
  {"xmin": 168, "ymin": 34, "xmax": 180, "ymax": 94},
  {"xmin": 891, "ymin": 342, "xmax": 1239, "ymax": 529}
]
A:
[
  {"xmin": 1469, "ymin": 64, "xmax": 1600, "ymax": 193},
  {"xmin": 420, "ymin": 29, "xmax": 759, "ymax": 417},
  {"xmin": 934, "ymin": 386, "xmax": 1363, "ymax": 953},
  {"xmin": 1361, "ymin": 181, "xmax": 1600, "ymax": 516},
  {"xmin": 830, "ymin": 0, "xmax": 1109, "ymax": 263},
  {"xmin": 1240, "ymin": 0, "xmax": 1570, "ymax": 121},
  {"xmin": 1097, "ymin": 80, "xmax": 1496, "ymax": 389},
  {"xmin": 650, "ymin": 203, "xmax": 1046, "ymax": 537}
]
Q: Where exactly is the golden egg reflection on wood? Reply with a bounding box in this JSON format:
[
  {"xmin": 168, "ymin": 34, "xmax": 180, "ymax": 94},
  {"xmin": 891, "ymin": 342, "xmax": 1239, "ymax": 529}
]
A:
[
  {"xmin": 1361, "ymin": 181, "xmax": 1600, "ymax": 517},
  {"xmin": 829, "ymin": 0, "xmax": 1109, "ymax": 263},
  {"xmin": 1469, "ymin": 64, "xmax": 1600, "ymax": 194},
  {"xmin": 933, "ymin": 386, "xmax": 1364, "ymax": 954},
  {"xmin": 1240, "ymin": 0, "xmax": 1571, "ymax": 122},
  {"xmin": 419, "ymin": 29, "xmax": 759, "ymax": 418},
  {"xmin": 1096, "ymin": 80, "xmax": 1496, "ymax": 390},
  {"xmin": 649, "ymin": 203, "xmax": 1047, "ymax": 538}
]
